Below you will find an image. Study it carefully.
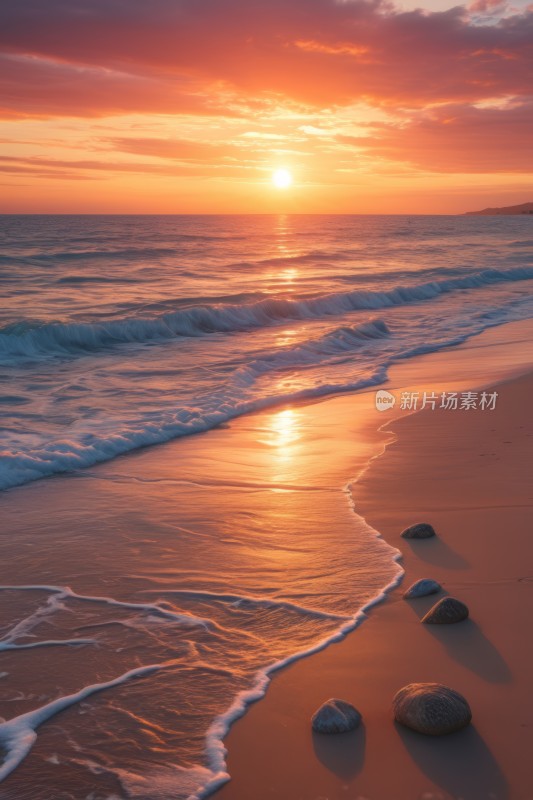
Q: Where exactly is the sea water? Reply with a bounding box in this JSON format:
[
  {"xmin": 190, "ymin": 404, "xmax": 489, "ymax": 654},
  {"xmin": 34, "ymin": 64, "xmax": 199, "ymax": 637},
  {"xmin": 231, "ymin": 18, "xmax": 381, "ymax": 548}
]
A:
[{"xmin": 0, "ymin": 214, "xmax": 532, "ymax": 798}]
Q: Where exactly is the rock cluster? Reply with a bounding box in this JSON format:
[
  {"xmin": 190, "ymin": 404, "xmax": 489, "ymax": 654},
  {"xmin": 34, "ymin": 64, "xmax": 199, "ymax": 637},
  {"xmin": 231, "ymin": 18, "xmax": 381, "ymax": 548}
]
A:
[{"xmin": 310, "ymin": 520, "xmax": 474, "ymax": 741}]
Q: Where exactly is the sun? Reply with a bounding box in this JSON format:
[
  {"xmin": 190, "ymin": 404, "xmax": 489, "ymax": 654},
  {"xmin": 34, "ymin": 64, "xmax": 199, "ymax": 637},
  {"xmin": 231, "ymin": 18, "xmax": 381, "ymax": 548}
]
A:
[{"xmin": 272, "ymin": 168, "xmax": 293, "ymax": 189}]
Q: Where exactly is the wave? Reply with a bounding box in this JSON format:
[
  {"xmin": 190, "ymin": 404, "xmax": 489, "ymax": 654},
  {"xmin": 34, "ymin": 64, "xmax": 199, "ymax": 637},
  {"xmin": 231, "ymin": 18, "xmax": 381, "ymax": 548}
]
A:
[
  {"xmin": 56, "ymin": 274, "xmax": 142, "ymax": 285},
  {"xmin": 1, "ymin": 290, "xmax": 532, "ymax": 493},
  {"xmin": 2, "ymin": 266, "xmax": 532, "ymax": 361},
  {"xmin": 0, "ymin": 247, "xmax": 180, "ymax": 267},
  {"xmin": 0, "ymin": 305, "xmax": 521, "ymax": 494},
  {"xmin": 0, "ymin": 365, "xmax": 389, "ymax": 491},
  {"xmin": 0, "ymin": 584, "xmax": 212, "ymax": 631},
  {"xmin": 233, "ymin": 319, "xmax": 391, "ymax": 386},
  {"xmin": 142, "ymin": 588, "xmax": 350, "ymax": 622},
  {"xmin": 193, "ymin": 562, "xmax": 404, "ymax": 800},
  {"xmin": 0, "ymin": 564, "xmax": 404, "ymax": 798},
  {"xmin": 0, "ymin": 663, "xmax": 164, "ymax": 783},
  {"xmin": 0, "ymin": 234, "xmax": 249, "ymax": 267}
]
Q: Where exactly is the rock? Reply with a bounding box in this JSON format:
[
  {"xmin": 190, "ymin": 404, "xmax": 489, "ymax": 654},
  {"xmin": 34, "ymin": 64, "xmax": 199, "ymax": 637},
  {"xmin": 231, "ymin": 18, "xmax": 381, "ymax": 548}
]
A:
[
  {"xmin": 393, "ymin": 682, "xmax": 472, "ymax": 735},
  {"xmin": 401, "ymin": 523, "xmax": 436, "ymax": 539},
  {"xmin": 403, "ymin": 579, "xmax": 441, "ymax": 599},
  {"xmin": 422, "ymin": 596, "xmax": 469, "ymax": 624},
  {"xmin": 311, "ymin": 698, "xmax": 362, "ymax": 734}
]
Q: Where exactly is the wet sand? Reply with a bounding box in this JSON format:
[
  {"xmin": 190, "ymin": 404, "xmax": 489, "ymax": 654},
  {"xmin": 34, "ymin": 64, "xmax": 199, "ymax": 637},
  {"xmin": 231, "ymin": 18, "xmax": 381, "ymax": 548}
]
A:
[
  {"xmin": 0, "ymin": 320, "xmax": 531, "ymax": 799},
  {"xmin": 216, "ymin": 327, "xmax": 533, "ymax": 800}
]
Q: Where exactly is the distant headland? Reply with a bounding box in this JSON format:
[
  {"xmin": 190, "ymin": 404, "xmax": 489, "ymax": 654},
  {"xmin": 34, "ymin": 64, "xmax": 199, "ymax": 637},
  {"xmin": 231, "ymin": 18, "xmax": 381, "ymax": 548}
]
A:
[{"xmin": 464, "ymin": 202, "xmax": 533, "ymax": 216}]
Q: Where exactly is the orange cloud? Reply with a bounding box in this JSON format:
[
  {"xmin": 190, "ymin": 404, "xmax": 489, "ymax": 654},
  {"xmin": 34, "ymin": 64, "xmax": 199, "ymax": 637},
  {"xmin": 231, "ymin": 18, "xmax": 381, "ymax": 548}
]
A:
[
  {"xmin": 342, "ymin": 100, "xmax": 533, "ymax": 172},
  {"xmin": 1, "ymin": 0, "xmax": 533, "ymax": 211},
  {"xmin": 1, "ymin": 1, "xmax": 533, "ymax": 114}
]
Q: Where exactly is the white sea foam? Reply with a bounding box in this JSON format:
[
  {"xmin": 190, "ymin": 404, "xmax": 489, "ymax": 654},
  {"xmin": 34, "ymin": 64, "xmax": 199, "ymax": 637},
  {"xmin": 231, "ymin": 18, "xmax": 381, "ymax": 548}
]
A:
[
  {"xmin": 0, "ymin": 360, "xmax": 389, "ymax": 492},
  {"xmin": 0, "ymin": 664, "xmax": 164, "ymax": 783},
  {"xmin": 142, "ymin": 589, "xmax": 351, "ymax": 622},
  {"xmin": 0, "ymin": 301, "xmax": 526, "ymax": 493},
  {"xmin": 194, "ymin": 546, "xmax": 404, "ymax": 800},
  {"xmin": 0, "ymin": 585, "xmax": 212, "ymax": 634},
  {"xmin": 0, "ymin": 639, "xmax": 95, "ymax": 652}
]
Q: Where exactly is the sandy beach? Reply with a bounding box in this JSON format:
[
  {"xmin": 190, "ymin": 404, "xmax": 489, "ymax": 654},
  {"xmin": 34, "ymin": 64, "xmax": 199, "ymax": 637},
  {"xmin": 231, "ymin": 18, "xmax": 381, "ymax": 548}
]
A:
[
  {"xmin": 0, "ymin": 320, "xmax": 531, "ymax": 799},
  {"xmin": 216, "ymin": 324, "xmax": 533, "ymax": 800}
]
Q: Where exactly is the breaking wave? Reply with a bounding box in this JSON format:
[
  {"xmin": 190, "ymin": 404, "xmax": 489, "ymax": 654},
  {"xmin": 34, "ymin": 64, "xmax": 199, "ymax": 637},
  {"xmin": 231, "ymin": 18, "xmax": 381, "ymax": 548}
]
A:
[{"xmin": 1, "ymin": 266, "xmax": 532, "ymax": 361}]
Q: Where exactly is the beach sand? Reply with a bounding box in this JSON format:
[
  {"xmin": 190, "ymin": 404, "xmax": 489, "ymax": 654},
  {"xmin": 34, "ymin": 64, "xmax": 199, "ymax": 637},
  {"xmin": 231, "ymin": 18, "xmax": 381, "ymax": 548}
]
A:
[
  {"xmin": 216, "ymin": 327, "xmax": 533, "ymax": 800},
  {"xmin": 0, "ymin": 320, "xmax": 531, "ymax": 800}
]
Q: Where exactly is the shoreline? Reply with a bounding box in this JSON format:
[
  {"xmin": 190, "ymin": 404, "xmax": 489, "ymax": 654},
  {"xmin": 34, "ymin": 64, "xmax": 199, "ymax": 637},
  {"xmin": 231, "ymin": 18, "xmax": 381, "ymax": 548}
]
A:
[
  {"xmin": 0, "ymin": 319, "xmax": 531, "ymax": 799},
  {"xmin": 215, "ymin": 326, "xmax": 533, "ymax": 800}
]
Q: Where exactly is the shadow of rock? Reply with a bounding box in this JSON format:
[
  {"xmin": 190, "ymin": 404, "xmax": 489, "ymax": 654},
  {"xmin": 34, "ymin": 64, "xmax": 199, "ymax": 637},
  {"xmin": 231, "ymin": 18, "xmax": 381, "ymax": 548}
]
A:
[
  {"xmin": 405, "ymin": 538, "xmax": 470, "ymax": 570},
  {"xmin": 312, "ymin": 723, "xmax": 366, "ymax": 780},
  {"xmin": 403, "ymin": 588, "xmax": 450, "ymax": 619},
  {"xmin": 424, "ymin": 619, "xmax": 512, "ymax": 683},
  {"xmin": 396, "ymin": 723, "xmax": 509, "ymax": 800}
]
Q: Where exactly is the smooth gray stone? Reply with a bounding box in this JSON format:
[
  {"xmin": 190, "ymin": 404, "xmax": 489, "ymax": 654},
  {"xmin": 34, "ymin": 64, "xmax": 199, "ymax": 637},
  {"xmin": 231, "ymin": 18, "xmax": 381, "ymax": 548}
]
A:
[
  {"xmin": 401, "ymin": 522, "xmax": 436, "ymax": 539},
  {"xmin": 422, "ymin": 596, "xmax": 469, "ymax": 624},
  {"xmin": 393, "ymin": 682, "xmax": 472, "ymax": 735},
  {"xmin": 311, "ymin": 698, "xmax": 362, "ymax": 734},
  {"xmin": 403, "ymin": 579, "xmax": 441, "ymax": 599}
]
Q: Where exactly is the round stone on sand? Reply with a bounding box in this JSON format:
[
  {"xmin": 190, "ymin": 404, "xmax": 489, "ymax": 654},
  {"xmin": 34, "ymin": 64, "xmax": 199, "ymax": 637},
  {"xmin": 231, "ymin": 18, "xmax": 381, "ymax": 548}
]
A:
[
  {"xmin": 401, "ymin": 523, "xmax": 436, "ymax": 539},
  {"xmin": 393, "ymin": 682, "xmax": 472, "ymax": 735},
  {"xmin": 311, "ymin": 699, "xmax": 361, "ymax": 734},
  {"xmin": 422, "ymin": 596, "xmax": 469, "ymax": 624},
  {"xmin": 403, "ymin": 579, "xmax": 441, "ymax": 599}
]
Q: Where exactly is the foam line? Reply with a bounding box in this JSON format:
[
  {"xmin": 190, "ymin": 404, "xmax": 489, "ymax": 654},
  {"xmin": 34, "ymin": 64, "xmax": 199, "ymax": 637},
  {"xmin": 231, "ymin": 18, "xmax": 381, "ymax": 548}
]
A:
[
  {"xmin": 0, "ymin": 664, "xmax": 163, "ymax": 782},
  {"xmin": 190, "ymin": 442, "xmax": 407, "ymax": 799},
  {"xmin": 0, "ymin": 586, "xmax": 211, "ymax": 630},
  {"xmin": 142, "ymin": 589, "xmax": 350, "ymax": 622},
  {"xmin": 193, "ymin": 554, "xmax": 404, "ymax": 800},
  {"xmin": 1, "ymin": 292, "xmax": 532, "ymax": 495},
  {"xmin": 0, "ymin": 639, "xmax": 95, "ymax": 651},
  {"xmin": 0, "ymin": 363, "xmax": 389, "ymax": 492}
]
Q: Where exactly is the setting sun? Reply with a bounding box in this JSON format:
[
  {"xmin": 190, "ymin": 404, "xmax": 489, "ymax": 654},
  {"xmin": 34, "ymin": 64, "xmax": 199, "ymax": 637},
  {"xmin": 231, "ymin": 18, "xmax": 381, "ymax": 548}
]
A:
[{"xmin": 272, "ymin": 169, "xmax": 293, "ymax": 190}]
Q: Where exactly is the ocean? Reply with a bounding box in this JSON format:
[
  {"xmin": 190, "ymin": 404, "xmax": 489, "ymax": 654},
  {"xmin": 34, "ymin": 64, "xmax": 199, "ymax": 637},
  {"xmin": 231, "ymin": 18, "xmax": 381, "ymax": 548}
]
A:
[
  {"xmin": 0, "ymin": 214, "xmax": 532, "ymax": 799},
  {"xmin": 1, "ymin": 214, "xmax": 533, "ymax": 491}
]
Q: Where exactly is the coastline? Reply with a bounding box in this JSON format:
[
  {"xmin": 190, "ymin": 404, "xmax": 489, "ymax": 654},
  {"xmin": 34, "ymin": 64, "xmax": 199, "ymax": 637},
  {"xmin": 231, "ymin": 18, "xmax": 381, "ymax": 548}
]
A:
[
  {"xmin": 0, "ymin": 319, "xmax": 531, "ymax": 799},
  {"xmin": 215, "ymin": 323, "xmax": 533, "ymax": 800}
]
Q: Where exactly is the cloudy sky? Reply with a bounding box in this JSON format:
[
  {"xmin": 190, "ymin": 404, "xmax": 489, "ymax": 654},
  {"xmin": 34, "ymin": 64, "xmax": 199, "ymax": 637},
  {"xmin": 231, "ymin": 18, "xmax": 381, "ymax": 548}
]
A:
[{"xmin": 1, "ymin": 0, "xmax": 532, "ymax": 213}]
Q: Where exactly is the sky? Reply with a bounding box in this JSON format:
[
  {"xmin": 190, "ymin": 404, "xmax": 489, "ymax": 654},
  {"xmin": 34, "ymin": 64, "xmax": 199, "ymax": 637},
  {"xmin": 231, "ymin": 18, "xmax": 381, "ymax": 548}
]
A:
[{"xmin": 0, "ymin": 0, "xmax": 532, "ymax": 214}]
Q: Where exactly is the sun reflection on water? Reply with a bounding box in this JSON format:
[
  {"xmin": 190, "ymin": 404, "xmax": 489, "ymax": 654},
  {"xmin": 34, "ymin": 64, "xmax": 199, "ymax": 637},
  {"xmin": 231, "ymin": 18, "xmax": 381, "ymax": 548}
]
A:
[
  {"xmin": 260, "ymin": 408, "xmax": 301, "ymax": 457},
  {"xmin": 275, "ymin": 328, "xmax": 298, "ymax": 347},
  {"xmin": 272, "ymin": 408, "xmax": 299, "ymax": 447}
]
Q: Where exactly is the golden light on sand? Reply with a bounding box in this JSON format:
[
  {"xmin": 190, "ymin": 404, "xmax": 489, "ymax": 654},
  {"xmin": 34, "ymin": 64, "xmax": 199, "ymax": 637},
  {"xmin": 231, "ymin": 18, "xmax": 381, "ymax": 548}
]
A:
[
  {"xmin": 270, "ymin": 408, "xmax": 300, "ymax": 449},
  {"xmin": 272, "ymin": 169, "xmax": 293, "ymax": 190}
]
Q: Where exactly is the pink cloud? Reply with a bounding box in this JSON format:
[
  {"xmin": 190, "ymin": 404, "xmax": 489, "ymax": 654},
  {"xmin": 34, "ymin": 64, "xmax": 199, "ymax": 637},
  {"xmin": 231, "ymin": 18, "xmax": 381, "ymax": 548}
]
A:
[
  {"xmin": 1, "ymin": 1, "xmax": 532, "ymax": 178},
  {"xmin": 0, "ymin": 0, "xmax": 532, "ymax": 114},
  {"xmin": 0, "ymin": 153, "xmax": 265, "ymax": 180},
  {"xmin": 0, "ymin": 53, "xmax": 236, "ymax": 118},
  {"xmin": 343, "ymin": 100, "xmax": 533, "ymax": 172},
  {"xmin": 469, "ymin": 0, "xmax": 507, "ymax": 13}
]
